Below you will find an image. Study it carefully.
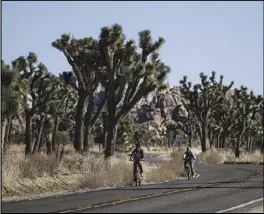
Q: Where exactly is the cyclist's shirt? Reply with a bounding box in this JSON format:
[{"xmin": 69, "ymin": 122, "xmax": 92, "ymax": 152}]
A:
[
  {"xmin": 184, "ymin": 151, "xmax": 195, "ymax": 160},
  {"xmin": 132, "ymin": 149, "xmax": 144, "ymax": 161}
]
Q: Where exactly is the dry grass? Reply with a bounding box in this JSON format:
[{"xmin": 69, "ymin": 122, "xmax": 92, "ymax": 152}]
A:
[
  {"xmin": 196, "ymin": 148, "xmax": 230, "ymax": 164},
  {"xmin": 146, "ymin": 149, "xmax": 185, "ymax": 182},
  {"xmin": 9, "ymin": 143, "xmax": 260, "ymax": 200},
  {"xmin": 3, "ymin": 145, "xmax": 131, "ymax": 199},
  {"xmin": 196, "ymin": 147, "xmax": 264, "ymax": 165},
  {"xmin": 145, "ymin": 161, "xmax": 185, "ymax": 182},
  {"xmin": 170, "ymin": 147, "xmax": 186, "ymax": 160},
  {"xmin": 3, "ymin": 144, "xmax": 184, "ymax": 200},
  {"xmin": 168, "ymin": 145, "xmax": 263, "ymax": 165}
]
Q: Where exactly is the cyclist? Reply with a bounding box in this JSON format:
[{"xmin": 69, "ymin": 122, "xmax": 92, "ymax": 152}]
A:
[
  {"xmin": 130, "ymin": 143, "xmax": 144, "ymax": 180},
  {"xmin": 182, "ymin": 147, "xmax": 196, "ymax": 178}
]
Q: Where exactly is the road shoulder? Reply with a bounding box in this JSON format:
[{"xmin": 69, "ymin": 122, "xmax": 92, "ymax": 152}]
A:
[{"xmin": 247, "ymin": 205, "xmax": 264, "ymax": 213}]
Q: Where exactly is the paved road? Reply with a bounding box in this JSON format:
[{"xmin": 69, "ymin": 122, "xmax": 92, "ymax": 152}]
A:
[{"xmin": 2, "ymin": 157, "xmax": 263, "ymax": 213}]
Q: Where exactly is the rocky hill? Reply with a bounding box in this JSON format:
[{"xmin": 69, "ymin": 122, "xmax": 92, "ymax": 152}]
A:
[{"xmin": 129, "ymin": 87, "xmax": 188, "ymax": 143}]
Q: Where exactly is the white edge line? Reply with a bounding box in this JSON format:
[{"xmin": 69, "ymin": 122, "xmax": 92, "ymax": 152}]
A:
[{"xmin": 216, "ymin": 198, "xmax": 264, "ymax": 213}]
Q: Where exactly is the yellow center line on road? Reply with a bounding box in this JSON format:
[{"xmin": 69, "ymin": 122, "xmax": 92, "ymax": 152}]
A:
[
  {"xmin": 57, "ymin": 186, "xmax": 210, "ymax": 213},
  {"xmin": 57, "ymin": 173, "xmax": 262, "ymax": 213},
  {"xmin": 199, "ymin": 183, "xmax": 218, "ymax": 188}
]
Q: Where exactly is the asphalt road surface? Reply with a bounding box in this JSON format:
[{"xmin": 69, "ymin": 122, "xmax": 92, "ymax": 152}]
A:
[{"xmin": 2, "ymin": 154, "xmax": 263, "ymax": 213}]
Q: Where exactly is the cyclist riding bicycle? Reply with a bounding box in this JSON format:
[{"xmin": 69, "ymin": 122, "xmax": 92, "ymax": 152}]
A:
[
  {"xmin": 130, "ymin": 143, "xmax": 144, "ymax": 180},
  {"xmin": 182, "ymin": 147, "xmax": 196, "ymax": 178}
]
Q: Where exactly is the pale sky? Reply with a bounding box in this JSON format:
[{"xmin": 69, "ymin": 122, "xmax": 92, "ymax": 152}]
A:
[{"xmin": 2, "ymin": 1, "xmax": 263, "ymax": 94}]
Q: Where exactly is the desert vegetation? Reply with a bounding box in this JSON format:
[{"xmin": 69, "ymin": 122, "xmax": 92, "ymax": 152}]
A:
[{"xmin": 2, "ymin": 23, "xmax": 263, "ymax": 200}]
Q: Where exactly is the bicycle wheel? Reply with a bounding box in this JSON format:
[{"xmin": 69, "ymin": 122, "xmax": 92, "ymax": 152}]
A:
[
  {"xmin": 187, "ymin": 165, "xmax": 191, "ymax": 180},
  {"xmin": 136, "ymin": 169, "xmax": 140, "ymax": 186}
]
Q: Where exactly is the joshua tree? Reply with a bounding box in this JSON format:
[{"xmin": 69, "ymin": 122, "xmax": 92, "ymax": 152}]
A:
[
  {"xmin": 52, "ymin": 35, "xmax": 106, "ymax": 152},
  {"xmin": 232, "ymin": 87, "xmax": 263, "ymax": 157},
  {"xmin": 49, "ymin": 75, "xmax": 76, "ymax": 153},
  {"xmin": 179, "ymin": 71, "xmax": 234, "ymax": 152},
  {"xmin": 12, "ymin": 53, "xmax": 48, "ymax": 155},
  {"xmin": 31, "ymin": 74, "xmax": 64, "ymax": 154},
  {"xmin": 175, "ymin": 101, "xmax": 197, "ymax": 148},
  {"xmin": 1, "ymin": 60, "xmax": 24, "ymax": 152},
  {"xmin": 209, "ymin": 92, "xmax": 236, "ymax": 148},
  {"xmin": 97, "ymin": 24, "xmax": 170, "ymax": 158}
]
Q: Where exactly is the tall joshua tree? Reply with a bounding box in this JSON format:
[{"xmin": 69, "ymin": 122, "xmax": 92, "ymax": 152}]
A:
[
  {"xmin": 97, "ymin": 24, "xmax": 171, "ymax": 158},
  {"xmin": 12, "ymin": 53, "xmax": 48, "ymax": 155},
  {"xmin": 52, "ymin": 36, "xmax": 106, "ymax": 152}
]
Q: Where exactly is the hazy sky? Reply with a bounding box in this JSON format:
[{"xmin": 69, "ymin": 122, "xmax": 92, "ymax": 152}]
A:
[{"xmin": 2, "ymin": 1, "xmax": 263, "ymax": 94}]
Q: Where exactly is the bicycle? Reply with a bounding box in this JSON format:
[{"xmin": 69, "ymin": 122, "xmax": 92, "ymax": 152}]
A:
[
  {"xmin": 183, "ymin": 158, "xmax": 194, "ymax": 180},
  {"xmin": 129, "ymin": 158, "xmax": 144, "ymax": 186}
]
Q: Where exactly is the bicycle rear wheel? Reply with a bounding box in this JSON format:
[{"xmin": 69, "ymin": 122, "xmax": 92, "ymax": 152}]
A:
[
  {"xmin": 136, "ymin": 170, "xmax": 141, "ymax": 186},
  {"xmin": 187, "ymin": 165, "xmax": 191, "ymax": 180}
]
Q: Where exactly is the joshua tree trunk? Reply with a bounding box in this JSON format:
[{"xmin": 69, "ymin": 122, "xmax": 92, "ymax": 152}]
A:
[
  {"xmin": 102, "ymin": 113, "xmax": 108, "ymax": 149},
  {"xmin": 33, "ymin": 114, "xmax": 45, "ymax": 154},
  {"xmin": 103, "ymin": 130, "xmax": 108, "ymax": 149},
  {"xmin": 38, "ymin": 131, "xmax": 44, "ymax": 152},
  {"xmin": 7, "ymin": 116, "xmax": 13, "ymax": 143},
  {"xmin": 74, "ymin": 94, "xmax": 87, "ymax": 152},
  {"xmin": 25, "ymin": 110, "xmax": 33, "ymax": 155},
  {"xmin": 222, "ymin": 134, "xmax": 227, "ymax": 149},
  {"xmin": 52, "ymin": 116, "xmax": 59, "ymax": 152},
  {"xmin": 45, "ymin": 128, "xmax": 52, "ymax": 155},
  {"xmin": 104, "ymin": 121, "xmax": 117, "ymax": 158},
  {"xmin": 201, "ymin": 123, "xmax": 207, "ymax": 152},
  {"xmin": 3, "ymin": 115, "xmax": 12, "ymax": 153},
  {"xmin": 235, "ymin": 135, "xmax": 242, "ymax": 158},
  {"xmin": 188, "ymin": 132, "xmax": 192, "ymax": 147},
  {"xmin": 2, "ymin": 119, "xmax": 7, "ymax": 152},
  {"xmin": 104, "ymin": 96, "xmax": 118, "ymax": 159},
  {"xmin": 83, "ymin": 94, "xmax": 94, "ymax": 153},
  {"xmin": 216, "ymin": 135, "xmax": 220, "ymax": 148},
  {"xmin": 247, "ymin": 137, "xmax": 253, "ymax": 152},
  {"xmin": 83, "ymin": 124, "xmax": 92, "ymax": 152},
  {"xmin": 208, "ymin": 130, "xmax": 213, "ymax": 148}
]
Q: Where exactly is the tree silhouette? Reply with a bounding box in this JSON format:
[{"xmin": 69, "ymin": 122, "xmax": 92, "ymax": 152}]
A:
[
  {"xmin": 97, "ymin": 24, "xmax": 170, "ymax": 158},
  {"xmin": 12, "ymin": 53, "xmax": 48, "ymax": 155},
  {"xmin": 180, "ymin": 71, "xmax": 233, "ymax": 152},
  {"xmin": 52, "ymin": 36, "xmax": 105, "ymax": 152}
]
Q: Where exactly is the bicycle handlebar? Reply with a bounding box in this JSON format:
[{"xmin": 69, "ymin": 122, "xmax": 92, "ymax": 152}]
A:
[
  {"xmin": 183, "ymin": 158, "xmax": 195, "ymax": 161},
  {"xmin": 129, "ymin": 159, "xmax": 145, "ymax": 161}
]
